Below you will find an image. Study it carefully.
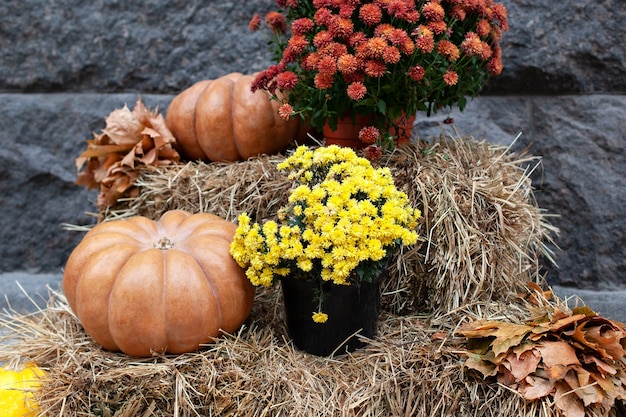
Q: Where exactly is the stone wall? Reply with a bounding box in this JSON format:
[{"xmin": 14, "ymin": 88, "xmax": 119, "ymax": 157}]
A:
[{"xmin": 1, "ymin": 0, "xmax": 624, "ymax": 289}]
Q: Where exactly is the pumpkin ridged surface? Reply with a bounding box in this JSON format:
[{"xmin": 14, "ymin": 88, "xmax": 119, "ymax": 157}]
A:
[
  {"xmin": 166, "ymin": 72, "xmax": 303, "ymax": 162},
  {"xmin": 63, "ymin": 210, "xmax": 254, "ymax": 357}
]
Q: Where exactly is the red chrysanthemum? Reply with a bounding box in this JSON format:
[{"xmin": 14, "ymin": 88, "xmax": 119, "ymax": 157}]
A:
[
  {"xmin": 347, "ymin": 81, "xmax": 367, "ymax": 100},
  {"xmin": 359, "ymin": 126, "xmax": 380, "ymax": 144},
  {"xmin": 248, "ymin": 14, "xmax": 261, "ymax": 31},
  {"xmin": 343, "ymin": 72, "xmax": 365, "ymax": 84},
  {"xmin": 265, "ymin": 11, "xmax": 287, "ymax": 34},
  {"xmin": 408, "ymin": 64, "xmax": 425, "ymax": 81},
  {"xmin": 364, "ymin": 60, "xmax": 386, "ymax": 77},
  {"xmin": 291, "ymin": 17, "xmax": 315, "ymax": 35},
  {"xmin": 359, "ymin": 3, "xmax": 383, "ymax": 26},
  {"xmin": 363, "ymin": 144, "xmax": 383, "ymax": 161},
  {"xmin": 443, "ymin": 69, "xmax": 459, "ymax": 86},
  {"xmin": 436, "ymin": 40, "xmax": 460, "ymax": 62},
  {"xmin": 278, "ymin": 103, "xmax": 294, "ymax": 120},
  {"xmin": 276, "ymin": 71, "xmax": 299, "ymax": 90}
]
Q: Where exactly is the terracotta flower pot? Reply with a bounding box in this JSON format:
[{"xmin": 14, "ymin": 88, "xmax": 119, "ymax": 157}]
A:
[{"xmin": 323, "ymin": 113, "xmax": 415, "ymax": 150}]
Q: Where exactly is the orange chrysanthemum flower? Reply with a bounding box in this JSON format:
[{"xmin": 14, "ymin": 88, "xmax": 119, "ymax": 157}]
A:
[
  {"xmin": 287, "ymin": 35, "xmax": 309, "ymax": 54},
  {"xmin": 278, "ymin": 103, "xmax": 294, "ymax": 120},
  {"xmin": 400, "ymin": 38, "xmax": 415, "ymax": 55},
  {"xmin": 359, "ymin": 126, "xmax": 380, "ymax": 144},
  {"xmin": 317, "ymin": 55, "xmax": 337, "ymax": 76},
  {"xmin": 349, "ymin": 31, "xmax": 368, "ymax": 47},
  {"xmin": 337, "ymin": 54, "xmax": 360, "ymax": 74},
  {"xmin": 364, "ymin": 37, "xmax": 388, "ymax": 59},
  {"xmin": 476, "ymin": 19, "xmax": 491, "ymax": 37},
  {"xmin": 387, "ymin": 28, "xmax": 410, "ymax": 46},
  {"xmin": 421, "ymin": 2, "xmax": 445, "ymax": 21},
  {"xmin": 488, "ymin": 46, "xmax": 503, "ymax": 75},
  {"xmin": 437, "ymin": 40, "xmax": 460, "ymax": 62},
  {"xmin": 329, "ymin": 16, "xmax": 354, "ymax": 38},
  {"xmin": 443, "ymin": 69, "xmax": 459, "ymax": 86},
  {"xmin": 303, "ymin": 52, "xmax": 320, "ymax": 71},
  {"xmin": 313, "ymin": 30, "xmax": 334, "ymax": 48},
  {"xmin": 428, "ymin": 20, "xmax": 447, "ymax": 35},
  {"xmin": 314, "ymin": 72, "xmax": 334, "ymax": 89},
  {"xmin": 493, "ymin": 4, "xmax": 509, "ymax": 31},
  {"xmin": 479, "ymin": 42, "xmax": 493, "ymax": 60},
  {"xmin": 248, "ymin": 14, "xmax": 261, "ymax": 31},
  {"xmin": 382, "ymin": 46, "xmax": 401, "ymax": 64},
  {"xmin": 276, "ymin": 71, "xmax": 299, "ymax": 90},
  {"xmin": 319, "ymin": 42, "xmax": 348, "ymax": 59},
  {"xmin": 364, "ymin": 60, "xmax": 386, "ymax": 77},
  {"xmin": 314, "ymin": 7, "xmax": 333, "ymax": 26},
  {"xmin": 265, "ymin": 11, "xmax": 287, "ymax": 34},
  {"xmin": 460, "ymin": 32, "xmax": 483, "ymax": 57},
  {"xmin": 374, "ymin": 23, "xmax": 395, "ymax": 39},
  {"xmin": 415, "ymin": 35, "xmax": 434, "ymax": 54},
  {"xmin": 347, "ymin": 81, "xmax": 367, "ymax": 100},
  {"xmin": 291, "ymin": 17, "xmax": 315, "ymax": 35},
  {"xmin": 359, "ymin": 3, "xmax": 383, "ymax": 26},
  {"xmin": 451, "ymin": 5, "xmax": 466, "ymax": 21}
]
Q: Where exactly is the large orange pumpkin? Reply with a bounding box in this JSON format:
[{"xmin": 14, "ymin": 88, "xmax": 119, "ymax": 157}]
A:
[
  {"xmin": 63, "ymin": 210, "xmax": 255, "ymax": 357},
  {"xmin": 166, "ymin": 72, "xmax": 303, "ymax": 162}
]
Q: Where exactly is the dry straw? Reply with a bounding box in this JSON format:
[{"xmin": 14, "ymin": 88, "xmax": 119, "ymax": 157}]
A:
[{"xmin": 0, "ymin": 134, "xmax": 577, "ymax": 416}]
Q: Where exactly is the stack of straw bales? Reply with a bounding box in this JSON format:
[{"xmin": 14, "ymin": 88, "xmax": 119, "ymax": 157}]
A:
[{"xmin": 1, "ymin": 135, "xmax": 579, "ymax": 416}]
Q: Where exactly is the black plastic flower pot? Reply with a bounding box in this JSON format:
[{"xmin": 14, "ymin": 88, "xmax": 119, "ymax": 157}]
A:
[{"xmin": 281, "ymin": 274, "xmax": 382, "ymax": 357}]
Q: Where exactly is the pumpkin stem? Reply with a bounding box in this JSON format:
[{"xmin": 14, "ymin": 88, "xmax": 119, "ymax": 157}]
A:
[{"xmin": 154, "ymin": 237, "xmax": 174, "ymax": 250}]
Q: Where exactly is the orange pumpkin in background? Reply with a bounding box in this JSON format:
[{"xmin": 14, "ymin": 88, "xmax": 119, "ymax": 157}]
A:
[
  {"xmin": 63, "ymin": 210, "xmax": 255, "ymax": 357},
  {"xmin": 166, "ymin": 72, "xmax": 305, "ymax": 162}
]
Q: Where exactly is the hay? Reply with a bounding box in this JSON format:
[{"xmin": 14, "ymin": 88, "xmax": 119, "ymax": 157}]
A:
[
  {"xmin": 0, "ymin": 134, "xmax": 573, "ymax": 416},
  {"xmin": 2, "ymin": 286, "xmax": 574, "ymax": 417},
  {"xmin": 101, "ymin": 134, "xmax": 557, "ymax": 316}
]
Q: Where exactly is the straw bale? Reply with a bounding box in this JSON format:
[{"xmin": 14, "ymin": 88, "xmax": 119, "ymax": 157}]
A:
[
  {"xmin": 1, "ymin": 286, "xmax": 585, "ymax": 417},
  {"xmin": 100, "ymin": 134, "xmax": 557, "ymax": 316},
  {"xmin": 0, "ymin": 135, "xmax": 577, "ymax": 416}
]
